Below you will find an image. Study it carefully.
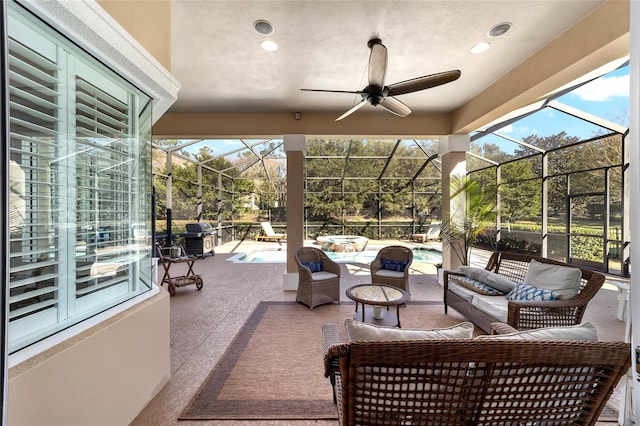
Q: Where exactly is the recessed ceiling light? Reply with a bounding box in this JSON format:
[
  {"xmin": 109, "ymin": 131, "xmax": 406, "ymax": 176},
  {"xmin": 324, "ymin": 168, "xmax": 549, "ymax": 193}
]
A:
[
  {"xmin": 488, "ymin": 22, "xmax": 512, "ymax": 38},
  {"xmin": 254, "ymin": 20, "xmax": 274, "ymax": 35},
  {"xmin": 470, "ymin": 42, "xmax": 491, "ymax": 54},
  {"xmin": 260, "ymin": 40, "xmax": 278, "ymax": 52}
]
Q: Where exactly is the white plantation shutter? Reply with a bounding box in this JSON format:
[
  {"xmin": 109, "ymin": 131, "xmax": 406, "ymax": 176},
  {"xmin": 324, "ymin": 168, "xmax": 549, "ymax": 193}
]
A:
[
  {"xmin": 7, "ymin": 4, "xmax": 153, "ymax": 353},
  {"xmin": 8, "ymin": 19, "xmax": 63, "ymax": 330},
  {"xmin": 73, "ymin": 65, "xmax": 134, "ymax": 307}
]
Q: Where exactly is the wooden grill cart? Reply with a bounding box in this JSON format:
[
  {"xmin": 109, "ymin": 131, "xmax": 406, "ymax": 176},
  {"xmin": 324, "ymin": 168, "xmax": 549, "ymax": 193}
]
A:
[{"xmin": 157, "ymin": 245, "xmax": 203, "ymax": 296}]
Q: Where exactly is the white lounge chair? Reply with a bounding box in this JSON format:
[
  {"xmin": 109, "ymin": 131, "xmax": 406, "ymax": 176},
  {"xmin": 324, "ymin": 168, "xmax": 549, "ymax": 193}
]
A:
[
  {"xmin": 411, "ymin": 223, "xmax": 441, "ymax": 242},
  {"xmin": 255, "ymin": 222, "xmax": 287, "ymax": 242}
]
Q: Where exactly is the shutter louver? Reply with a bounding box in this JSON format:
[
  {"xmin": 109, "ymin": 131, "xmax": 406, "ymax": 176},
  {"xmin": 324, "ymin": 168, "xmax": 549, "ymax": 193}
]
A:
[
  {"xmin": 74, "ymin": 76, "xmax": 133, "ymax": 299},
  {"xmin": 8, "ymin": 35, "xmax": 61, "ymax": 321}
]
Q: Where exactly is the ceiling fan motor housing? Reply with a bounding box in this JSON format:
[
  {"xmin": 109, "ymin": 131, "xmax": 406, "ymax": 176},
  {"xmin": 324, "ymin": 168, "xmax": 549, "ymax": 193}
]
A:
[{"xmin": 362, "ymin": 85, "xmax": 388, "ymax": 106}]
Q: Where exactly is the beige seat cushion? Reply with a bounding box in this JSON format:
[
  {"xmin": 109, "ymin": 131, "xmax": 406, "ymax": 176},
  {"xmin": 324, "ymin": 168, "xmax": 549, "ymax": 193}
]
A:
[
  {"xmin": 471, "ymin": 294, "xmax": 508, "ymax": 322},
  {"xmin": 311, "ymin": 271, "xmax": 338, "ymax": 281},
  {"xmin": 477, "ymin": 322, "xmax": 598, "ymax": 341},
  {"xmin": 374, "ymin": 269, "xmax": 404, "ymax": 278}
]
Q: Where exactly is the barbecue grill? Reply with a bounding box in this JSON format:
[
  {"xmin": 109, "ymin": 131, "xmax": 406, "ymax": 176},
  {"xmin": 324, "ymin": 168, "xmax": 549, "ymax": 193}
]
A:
[{"xmin": 181, "ymin": 223, "xmax": 215, "ymax": 258}]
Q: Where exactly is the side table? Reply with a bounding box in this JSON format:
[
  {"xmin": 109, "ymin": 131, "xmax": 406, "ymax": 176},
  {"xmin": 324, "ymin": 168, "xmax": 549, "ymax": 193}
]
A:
[{"xmin": 345, "ymin": 284, "xmax": 409, "ymax": 327}]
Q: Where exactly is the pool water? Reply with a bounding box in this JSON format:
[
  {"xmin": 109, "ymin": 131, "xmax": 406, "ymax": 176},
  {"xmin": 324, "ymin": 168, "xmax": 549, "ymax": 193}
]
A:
[{"xmin": 227, "ymin": 246, "xmax": 442, "ymax": 264}]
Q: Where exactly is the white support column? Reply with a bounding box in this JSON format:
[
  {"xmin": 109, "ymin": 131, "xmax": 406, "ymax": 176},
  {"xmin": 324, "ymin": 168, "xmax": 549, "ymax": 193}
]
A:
[
  {"xmin": 283, "ymin": 134, "xmax": 306, "ymax": 291},
  {"xmin": 438, "ymin": 134, "xmax": 470, "ymax": 271}
]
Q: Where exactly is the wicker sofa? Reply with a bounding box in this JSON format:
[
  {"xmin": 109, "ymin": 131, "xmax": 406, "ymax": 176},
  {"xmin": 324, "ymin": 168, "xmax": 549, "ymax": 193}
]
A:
[
  {"xmin": 322, "ymin": 321, "xmax": 630, "ymax": 425},
  {"xmin": 444, "ymin": 251, "xmax": 606, "ymax": 332}
]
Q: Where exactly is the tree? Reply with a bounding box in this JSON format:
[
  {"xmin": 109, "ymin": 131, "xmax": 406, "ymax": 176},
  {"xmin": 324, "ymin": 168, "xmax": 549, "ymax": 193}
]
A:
[
  {"xmin": 499, "ymin": 160, "xmax": 541, "ymax": 220},
  {"xmin": 154, "ymin": 146, "xmax": 255, "ymax": 221}
]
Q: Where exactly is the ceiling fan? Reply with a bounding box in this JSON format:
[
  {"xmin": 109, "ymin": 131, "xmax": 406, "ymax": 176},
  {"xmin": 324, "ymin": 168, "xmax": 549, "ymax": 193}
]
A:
[{"xmin": 301, "ymin": 38, "xmax": 461, "ymax": 121}]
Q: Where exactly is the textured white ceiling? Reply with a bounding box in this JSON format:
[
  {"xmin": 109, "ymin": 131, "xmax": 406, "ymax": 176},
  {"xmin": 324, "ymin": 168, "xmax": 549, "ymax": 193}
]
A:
[{"xmin": 168, "ymin": 0, "xmax": 605, "ymax": 118}]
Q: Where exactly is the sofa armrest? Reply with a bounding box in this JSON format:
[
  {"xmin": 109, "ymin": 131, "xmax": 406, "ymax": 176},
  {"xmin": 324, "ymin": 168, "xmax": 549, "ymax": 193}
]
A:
[
  {"xmin": 490, "ymin": 322, "xmax": 518, "ymax": 335},
  {"xmin": 370, "ymin": 259, "xmax": 382, "ymax": 274},
  {"xmin": 507, "ymin": 298, "xmax": 588, "ymax": 330},
  {"xmin": 295, "ymin": 261, "xmax": 313, "ymax": 280},
  {"xmin": 443, "ymin": 270, "xmax": 465, "ymax": 292},
  {"xmin": 322, "ymin": 324, "xmax": 350, "ymax": 405},
  {"xmin": 322, "ymin": 323, "xmax": 341, "ymax": 355},
  {"xmin": 319, "ymin": 255, "xmax": 341, "ymax": 276},
  {"xmin": 322, "ymin": 323, "xmax": 346, "ymax": 377}
]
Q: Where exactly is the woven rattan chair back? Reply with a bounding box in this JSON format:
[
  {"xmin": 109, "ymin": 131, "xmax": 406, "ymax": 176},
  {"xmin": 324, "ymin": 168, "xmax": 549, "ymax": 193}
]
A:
[
  {"xmin": 370, "ymin": 245, "xmax": 413, "ymax": 294},
  {"xmin": 294, "ymin": 247, "xmax": 341, "ymax": 310}
]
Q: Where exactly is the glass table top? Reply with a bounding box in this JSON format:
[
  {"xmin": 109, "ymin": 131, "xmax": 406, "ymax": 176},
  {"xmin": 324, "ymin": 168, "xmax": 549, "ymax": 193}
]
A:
[{"xmin": 347, "ymin": 284, "xmax": 408, "ymax": 304}]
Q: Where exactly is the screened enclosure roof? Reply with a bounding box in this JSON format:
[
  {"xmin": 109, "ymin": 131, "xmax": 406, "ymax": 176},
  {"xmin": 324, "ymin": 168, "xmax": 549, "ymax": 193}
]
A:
[{"xmin": 153, "ymin": 57, "xmax": 629, "ymax": 182}]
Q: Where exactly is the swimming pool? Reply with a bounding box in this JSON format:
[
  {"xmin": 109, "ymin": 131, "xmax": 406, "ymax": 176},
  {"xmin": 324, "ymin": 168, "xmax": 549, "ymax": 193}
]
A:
[{"xmin": 227, "ymin": 246, "xmax": 442, "ymax": 264}]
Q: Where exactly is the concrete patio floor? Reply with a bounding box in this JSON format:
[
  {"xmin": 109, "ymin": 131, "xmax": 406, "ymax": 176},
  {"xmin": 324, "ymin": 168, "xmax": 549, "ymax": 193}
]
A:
[{"xmin": 131, "ymin": 239, "xmax": 628, "ymax": 426}]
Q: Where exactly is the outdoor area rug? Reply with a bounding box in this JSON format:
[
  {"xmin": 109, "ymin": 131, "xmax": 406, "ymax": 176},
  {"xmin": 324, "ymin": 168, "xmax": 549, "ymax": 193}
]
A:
[
  {"xmin": 179, "ymin": 300, "xmax": 622, "ymax": 421},
  {"xmin": 179, "ymin": 299, "xmax": 461, "ymax": 420}
]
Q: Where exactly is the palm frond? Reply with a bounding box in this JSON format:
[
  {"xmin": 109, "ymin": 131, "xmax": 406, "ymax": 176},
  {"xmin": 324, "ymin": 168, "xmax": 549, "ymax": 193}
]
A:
[{"xmin": 440, "ymin": 175, "xmax": 496, "ymax": 265}]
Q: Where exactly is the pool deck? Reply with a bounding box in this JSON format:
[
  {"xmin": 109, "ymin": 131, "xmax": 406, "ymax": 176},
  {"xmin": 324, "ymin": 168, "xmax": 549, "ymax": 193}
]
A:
[{"xmin": 132, "ymin": 238, "xmax": 628, "ymax": 426}]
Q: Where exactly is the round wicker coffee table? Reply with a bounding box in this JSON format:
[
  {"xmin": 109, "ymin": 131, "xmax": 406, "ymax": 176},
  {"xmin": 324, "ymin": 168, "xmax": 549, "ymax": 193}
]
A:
[{"xmin": 345, "ymin": 284, "xmax": 409, "ymax": 327}]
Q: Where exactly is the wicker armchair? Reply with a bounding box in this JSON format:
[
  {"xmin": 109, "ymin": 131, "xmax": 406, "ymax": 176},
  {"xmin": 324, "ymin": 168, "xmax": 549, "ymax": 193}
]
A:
[
  {"xmin": 370, "ymin": 245, "xmax": 413, "ymax": 294},
  {"xmin": 294, "ymin": 247, "xmax": 341, "ymax": 310},
  {"xmin": 322, "ymin": 322, "xmax": 630, "ymax": 425}
]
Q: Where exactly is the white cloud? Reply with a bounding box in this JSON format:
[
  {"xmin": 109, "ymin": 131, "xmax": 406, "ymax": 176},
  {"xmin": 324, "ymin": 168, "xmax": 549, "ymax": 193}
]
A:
[
  {"xmin": 572, "ymin": 74, "xmax": 630, "ymax": 101},
  {"xmin": 500, "ymin": 124, "xmax": 513, "ymax": 133}
]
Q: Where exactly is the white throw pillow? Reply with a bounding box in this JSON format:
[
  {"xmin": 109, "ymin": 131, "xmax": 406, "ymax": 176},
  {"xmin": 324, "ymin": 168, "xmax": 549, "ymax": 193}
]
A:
[
  {"xmin": 344, "ymin": 318, "xmax": 474, "ymax": 341},
  {"xmin": 484, "ymin": 271, "xmax": 517, "ymax": 293},
  {"xmin": 458, "ymin": 266, "xmax": 490, "ymax": 283},
  {"xmin": 477, "ymin": 322, "xmax": 598, "ymax": 341},
  {"xmin": 524, "ymin": 259, "xmax": 582, "ymax": 299}
]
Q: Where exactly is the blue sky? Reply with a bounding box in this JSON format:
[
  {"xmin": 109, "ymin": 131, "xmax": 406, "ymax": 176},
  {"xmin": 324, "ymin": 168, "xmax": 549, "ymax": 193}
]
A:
[{"xmin": 491, "ymin": 64, "xmax": 629, "ymax": 150}]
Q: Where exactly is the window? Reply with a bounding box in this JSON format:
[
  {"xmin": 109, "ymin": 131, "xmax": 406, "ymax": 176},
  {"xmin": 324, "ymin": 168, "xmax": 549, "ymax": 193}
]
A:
[{"xmin": 7, "ymin": 3, "xmax": 153, "ymax": 353}]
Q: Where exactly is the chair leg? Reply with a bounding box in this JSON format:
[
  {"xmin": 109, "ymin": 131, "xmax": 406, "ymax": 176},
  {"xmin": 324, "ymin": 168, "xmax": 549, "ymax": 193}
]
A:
[{"xmin": 330, "ymin": 372, "xmax": 337, "ymax": 404}]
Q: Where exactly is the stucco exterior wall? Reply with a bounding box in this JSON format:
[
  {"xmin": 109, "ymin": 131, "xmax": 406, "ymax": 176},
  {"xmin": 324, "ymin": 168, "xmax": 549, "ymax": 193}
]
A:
[
  {"xmin": 97, "ymin": 0, "xmax": 172, "ymax": 71},
  {"xmin": 7, "ymin": 291, "xmax": 170, "ymax": 426}
]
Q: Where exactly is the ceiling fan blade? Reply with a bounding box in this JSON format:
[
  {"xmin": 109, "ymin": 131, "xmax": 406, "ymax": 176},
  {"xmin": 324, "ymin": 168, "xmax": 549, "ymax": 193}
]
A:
[
  {"xmin": 335, "ymin": 99, "xmax": 367, "ymax": 121},
  {"xmin": 387, "ymin": 70, "xmax": 461, "ymax": 96},
  {"xmin": 367, "ymin": 39, "xmax": 387, "ymax": 88},
  {"xmin": 379, "ymin": 96, "xmax": 411, "ymax": 117},
  {"xmin": 301, "ymin": 88, "xmax": 361, "ymax": 94}
]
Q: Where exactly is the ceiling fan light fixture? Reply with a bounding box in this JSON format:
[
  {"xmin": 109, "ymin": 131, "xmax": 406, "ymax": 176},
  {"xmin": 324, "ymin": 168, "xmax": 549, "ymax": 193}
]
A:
[
  {"xmin": 260, "ymin": 40, "xmax": 278, "ymax": 52},
  {"xmin": 470, "ymin": 42, "xmax": 491, "ymax": 54},
  {"xmin": 254, "ymin": 20, "xmax": 274, "ymax": 35},
  {"xmin": 488, "ymin": 22, "xmax": 512, "ymax": 38}
]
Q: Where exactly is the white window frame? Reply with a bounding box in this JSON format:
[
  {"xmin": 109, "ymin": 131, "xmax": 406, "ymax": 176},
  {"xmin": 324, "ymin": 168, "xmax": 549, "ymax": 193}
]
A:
[{"xmin": 3, "ymin": 2, "xmax": 165, "ymax": 351}]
